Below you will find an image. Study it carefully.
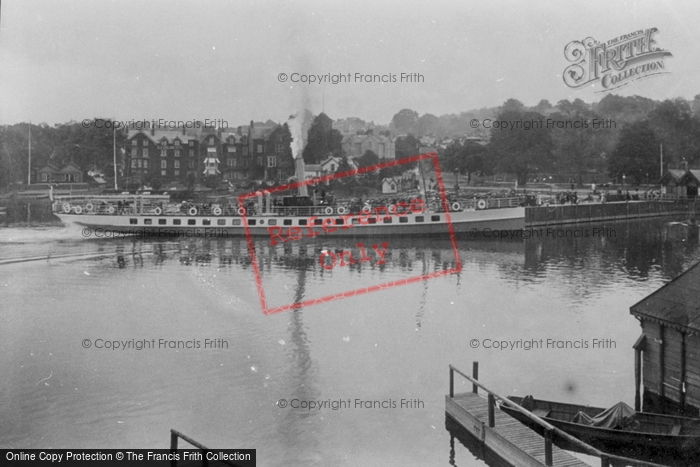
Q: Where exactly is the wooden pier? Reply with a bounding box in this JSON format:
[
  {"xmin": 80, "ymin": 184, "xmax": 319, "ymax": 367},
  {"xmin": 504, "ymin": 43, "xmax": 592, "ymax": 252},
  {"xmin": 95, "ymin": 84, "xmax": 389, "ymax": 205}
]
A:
[
  {"xmin": 447, "ymin": 391, "xmax": 589, "ymax": 467},
  {"xmin": 446, "ymin": 364, "xmax": 667, "ymax": 467}
]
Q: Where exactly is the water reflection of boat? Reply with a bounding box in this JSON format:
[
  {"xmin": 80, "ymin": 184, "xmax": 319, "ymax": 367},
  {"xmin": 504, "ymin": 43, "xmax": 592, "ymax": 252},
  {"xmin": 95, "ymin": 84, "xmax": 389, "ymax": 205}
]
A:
[
  {"xmin": 501, "ymin": 395, "xmax": 700, "ymax": 462},
  {"xmin": 665, "ymin": 219, "xmax": 699, "ymax": 243}
]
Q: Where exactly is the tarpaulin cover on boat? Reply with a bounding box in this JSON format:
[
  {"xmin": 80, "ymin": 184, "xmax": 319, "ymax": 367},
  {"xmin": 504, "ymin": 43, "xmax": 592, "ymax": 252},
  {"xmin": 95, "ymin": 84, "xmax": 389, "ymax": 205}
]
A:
[{"xmin": 573, "ymin": 402, "xmax": 636, "ymax": 429}]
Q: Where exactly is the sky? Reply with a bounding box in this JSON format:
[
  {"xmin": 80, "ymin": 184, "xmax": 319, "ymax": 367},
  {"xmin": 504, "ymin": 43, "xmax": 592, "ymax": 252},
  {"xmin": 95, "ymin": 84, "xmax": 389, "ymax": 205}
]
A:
[{"xmin": 1, "ymin": 0, "xmax": 699, "ymax": 127}]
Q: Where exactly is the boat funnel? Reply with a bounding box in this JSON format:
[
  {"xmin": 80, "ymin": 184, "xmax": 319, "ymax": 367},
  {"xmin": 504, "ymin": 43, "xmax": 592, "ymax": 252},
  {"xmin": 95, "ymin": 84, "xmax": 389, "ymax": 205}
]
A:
[{"xmin": 295, "ymin": 158, "xmax": 308, "ymax": 196}]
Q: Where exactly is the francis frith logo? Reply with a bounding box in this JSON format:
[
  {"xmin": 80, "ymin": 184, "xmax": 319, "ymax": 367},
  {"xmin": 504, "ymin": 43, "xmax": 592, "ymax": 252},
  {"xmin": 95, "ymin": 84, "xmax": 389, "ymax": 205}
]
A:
[{"xmin": 563, "ymin": 28, "xmax": 672, "ymax": 92}]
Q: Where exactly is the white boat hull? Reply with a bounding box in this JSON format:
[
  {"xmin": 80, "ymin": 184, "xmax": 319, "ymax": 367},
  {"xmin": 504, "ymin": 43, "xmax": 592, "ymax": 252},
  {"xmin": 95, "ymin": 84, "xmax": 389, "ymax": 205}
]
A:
[{"xmin": 55, "ymin": 207, "xmax": 525, "ymax": 238}]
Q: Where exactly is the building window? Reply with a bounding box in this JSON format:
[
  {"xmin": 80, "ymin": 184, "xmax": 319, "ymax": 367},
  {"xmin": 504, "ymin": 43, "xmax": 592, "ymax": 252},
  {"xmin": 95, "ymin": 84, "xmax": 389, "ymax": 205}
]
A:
[
  {"xmin": 227, "ymin": 158, "xmax": 234, "ymax": 167},
  {"xmin": 228, "ymin": 137, "xmax": 235, "ymax": 144},
  {"xmin": 131, "ymin": 160, "xmax": 137, "ymax": 168},
  {"xmin": 257, "ymin": 144, "xmax": 263, "ymax": 153},
  {"xmin": 174, "ymin": 139, "xmax": 180, "ymax": 147},
  {"xmin": 175, "ymin": 150, "xmax": 180, "ymax": 157},
  {"xmin": 161, "ymin": 149, "xmax": 166, "ymax": 157},
  {"xmin": 74, "ymin": 174, "xmax": 80, "ymax": 182},
  {"xmin": 189, "ymin": 160, "xmax": 195, "ymax": 169},
  {"xmin": 143, "ymin": 139, "xmax": 148, "ymax": 147},
  {"xmin": 131, "ymin": 148, "xmax": 137, "ymax": 157},
  {"xmin": 143, "ymin": 149, "xmax": 149, "ymax": 158},
  {"xmin": 331, "ymin": 164, "xmax": 336, "ymax": 171},
  {"xmin": 209, "ymin": 136, "xmax": 215, "ymax": 145},
  {"xmin": 161, "ymin": 170, "xmax": 166, "ymax": 176},
  {"xmin": 227, "ymin": 146, "xmax": 235, "ymax": 153},
  {"xmin": 161, "ymin": 140, "xmax": 167, "ymax": 149},
  {"xmin": 189, "ymin": 140, "xmax": 194, "ymax": 147},
  {"xmin": 41, "ymin": 174, "xmax": 48, "ymax": 182},
  {"xmin": 143, "ymin": 160, "xmax": 148, "ymax": 169},
  {"xmin": 174, "ymin": 160, "xmax": 180, "ymax": 169},
  {"xmin": 132, "ymin": 139, "xmax": 137, "ymax": 146},
  {"xmin": 267, "ymin": 156, "xmax": 277, "ymax": 167},
  {"xmin": 189, "ymin": 149, "xmax": 194, "ymax": 157},
  {"xmin": 174, "ymin": 170, "xmax": 179, "ymax": 176},
  {"xmin": 161, "ymin": 160, "xmax": 167, "ymax": 169}
]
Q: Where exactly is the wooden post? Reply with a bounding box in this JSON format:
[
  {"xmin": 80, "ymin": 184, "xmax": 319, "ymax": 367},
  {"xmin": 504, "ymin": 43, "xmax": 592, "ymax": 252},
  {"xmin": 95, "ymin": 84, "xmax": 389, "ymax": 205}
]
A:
[
  {"xmin": 449, "ymin": 367, "xmax": 454, "ymax": 398},
  {"xmin": 544, "ymin": 429, "xmax": 553, "ymax": 466},
  {"xmin": 633, "ymin": 334, "xmax": 646, "ymax": 412},
  {"xmin": 472, "ymin": 362, "xmax": 479, "ymax": 394},
  {"xmin": 660, "ymin": 324, "xmax": 665, "ymax": 398},
  {"xmin": 635, "ymin": 348, "xmax": 641, "ymax": 412},
  {"xmin": 170, "ymin": 430, "xmax": 178, "ymax": 467},
  {"xmin": 681, "ymin": 332, "xmax": 687, "ymax": 409},
  {"xmin": 488, "ymin": 393, "xmax": 495, "ymax": 428},
  {"xmin": 600, "ymin": 454, "xmax": 610, "ymax": 467}
]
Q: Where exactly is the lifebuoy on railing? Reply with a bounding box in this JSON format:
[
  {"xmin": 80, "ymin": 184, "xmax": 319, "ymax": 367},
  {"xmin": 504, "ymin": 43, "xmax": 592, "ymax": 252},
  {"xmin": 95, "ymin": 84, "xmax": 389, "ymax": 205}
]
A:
[
  {"xmin": 85, "ymin": 203, "xmax": 94, "ymax": 213},
  {"xmin": 476, "ymin": 199, "xmax": 487, "ymax": 210},
  {"xmin": 336, "ymin": 206, "xmax": 348, "ymax": 215},
  {"xmin": 153, "ymin": 207, "xmax": 163, "ymax": 216},
  {"xmin": 362, "ymin": 205, "xmax": 372, "ymax": 214},
  {"xmin": 188, "ymin": 206, "xmax": 198, "ymax": 216},
  {"xmin": 212, "ymin": 206, "xmax": 222, "ymax": 216},
  {"xmin": 451, "ymin": 202, "xmax": 461, "ymax": 212},
  {"xmin": 388, "ymin": 204, "xmax": 397, "ymax": 214},
  {"xmin": 62, "ymin": 203, "xmax": 71, "ymax": 213},
  {"xmin": 237, "ymin": 207, "xmax": 246, "ymax": 216},
  {"xmin": 324, "ymin": 206, "xmax": 334, "ymax": 215},
  {"xmin": 107, "ymin": 206, "xmax": 116, "ymax": 214},
  {"xmin": 73, "ymin": 205, "xmax": 83, "ymax": 214}
]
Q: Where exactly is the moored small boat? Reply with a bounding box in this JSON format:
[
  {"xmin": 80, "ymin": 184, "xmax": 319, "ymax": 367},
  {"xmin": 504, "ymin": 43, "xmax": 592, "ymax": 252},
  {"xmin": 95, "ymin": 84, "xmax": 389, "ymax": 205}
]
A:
[{"xmin": 500, "ymin": 395, "xmax": 700, "ymax": 461}]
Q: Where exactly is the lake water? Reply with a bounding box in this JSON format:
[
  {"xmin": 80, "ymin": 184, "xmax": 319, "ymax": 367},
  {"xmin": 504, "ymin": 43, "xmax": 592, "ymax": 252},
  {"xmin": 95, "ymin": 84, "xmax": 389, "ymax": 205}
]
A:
[{"xmin": 1, "ymin": 200, "xmax": 699, "ymax": 466}]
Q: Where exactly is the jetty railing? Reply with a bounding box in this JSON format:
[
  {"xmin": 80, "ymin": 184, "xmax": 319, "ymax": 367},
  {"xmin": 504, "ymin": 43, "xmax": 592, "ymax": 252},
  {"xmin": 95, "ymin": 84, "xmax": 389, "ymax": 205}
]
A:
[
  {"xmin": 448, "ymin": 364, "xmax": 667, "ymax": 467},
  {"xmin": 169, "ymin": 429, "xmax": 238, "ymax": 467}
]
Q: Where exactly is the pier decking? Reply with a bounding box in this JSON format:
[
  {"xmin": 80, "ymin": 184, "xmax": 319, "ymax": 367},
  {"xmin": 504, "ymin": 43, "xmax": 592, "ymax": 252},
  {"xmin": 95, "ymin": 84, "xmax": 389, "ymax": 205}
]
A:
[{"xmin": 447, "ymin": 391, "xmax": 589, "ymax": 467}]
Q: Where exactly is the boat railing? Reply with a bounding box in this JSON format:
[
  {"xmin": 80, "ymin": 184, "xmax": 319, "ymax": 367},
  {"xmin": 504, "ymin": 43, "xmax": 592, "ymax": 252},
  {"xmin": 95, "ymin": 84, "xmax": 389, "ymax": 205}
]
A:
[
  {"xmin": 449, "ymin": 363, "xmax": 667, "ymax": 467},
  {"xmin": 169, "ymin": 429, "xmax": 238, "ymax": 467}
]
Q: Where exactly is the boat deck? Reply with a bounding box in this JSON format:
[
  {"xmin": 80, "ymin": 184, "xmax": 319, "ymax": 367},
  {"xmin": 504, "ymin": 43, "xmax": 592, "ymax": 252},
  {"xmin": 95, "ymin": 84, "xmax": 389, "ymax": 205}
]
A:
[{"xmin": 447, "ymin": 392, "xmax": 591, "ymax": 467}]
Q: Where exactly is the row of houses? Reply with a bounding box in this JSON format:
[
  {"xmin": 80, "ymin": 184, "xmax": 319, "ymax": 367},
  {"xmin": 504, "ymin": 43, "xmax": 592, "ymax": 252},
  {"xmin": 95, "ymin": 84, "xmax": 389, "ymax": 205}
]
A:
[
  {"xmin": 125, "ymin": 121, "xmax": 296, "ymax": 185},
  {"xmin": 124, "ymin": 118, "xmax": 396, "ymax": 186}
]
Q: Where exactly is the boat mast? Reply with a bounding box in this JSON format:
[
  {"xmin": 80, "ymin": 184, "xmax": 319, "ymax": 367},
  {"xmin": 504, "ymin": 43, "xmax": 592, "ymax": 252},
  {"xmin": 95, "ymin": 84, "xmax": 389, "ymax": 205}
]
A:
[
  {"xmin": 113, "ymin": 120, "xmax": 118, "ymax": 190},
  {"xmin": 27, "ymin": 122, "xmax": 31, "ymax": 185}
]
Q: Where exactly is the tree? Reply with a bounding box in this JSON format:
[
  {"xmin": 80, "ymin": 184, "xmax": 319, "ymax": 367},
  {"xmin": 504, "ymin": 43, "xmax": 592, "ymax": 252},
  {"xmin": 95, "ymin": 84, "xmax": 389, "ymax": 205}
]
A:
[
  {"xmin": 608, "ymin": 120, "xmax": 659, "ymax": 185},
  {"xmin": 501, "ymin": 98, "xmax": 525, "ymax": 113},
  {"xmin": 534, "ymin": 99, "xmax": 553, "ymax": 114},
  {"xmin": 648, "ymin": 98, "xmax": 700, "ymax": 168},
  {"xmin": 390, "ymin": 109, "xmax": 419, "ymax": 134},
  {"xmin": 356, "ymin": 150, "xmax": 379, "ymax": 168},
  {"xmin": 415, "ymin": 113, "xmax": 439, "ymax": 136},
  {"xmin": 394, "ymin": 134, "xmax": 420, "ymax": 160},
  {"xmin": 440, "ymin": 140, "xmax": 487, "ymax": 184},
  {"xmin": 549, "ymin": 104, "xmax": 607, "ymax": 185},
  {"xmin": 488, "ymin": 110, "xmax": 553, "ymax": 185},
  {"xmin": 301, "ymin": 113, "xmax": 344, "ymax": 164},
  {"xmin": 334, "ymin": 155, "xmax": 354, "ymax": 177}
]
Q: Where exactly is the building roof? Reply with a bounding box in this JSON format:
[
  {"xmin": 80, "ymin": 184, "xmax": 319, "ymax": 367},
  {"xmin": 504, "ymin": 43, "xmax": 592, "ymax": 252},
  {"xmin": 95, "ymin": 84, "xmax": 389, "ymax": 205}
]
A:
[
  {"xmin": 659, "ymin": 169, "xmax": 687, "ymax": 185},
  {"xmin": 630, "ymin": 261, "xmax": 700, "ymax": 332},
  {"xmin": 680, "ymin": 169, "xmax": 700, "ymax": 184},
  {"xmin": 128, "ymin": 128, "xmax": 196, "ymax": 144},
  {"xmin": 57, "ymin": 162, "xmax": 82, "ymax": 173},
  {"xmin": 37, "ymin": 162, "xmax": 61, "ymax": 172}
]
